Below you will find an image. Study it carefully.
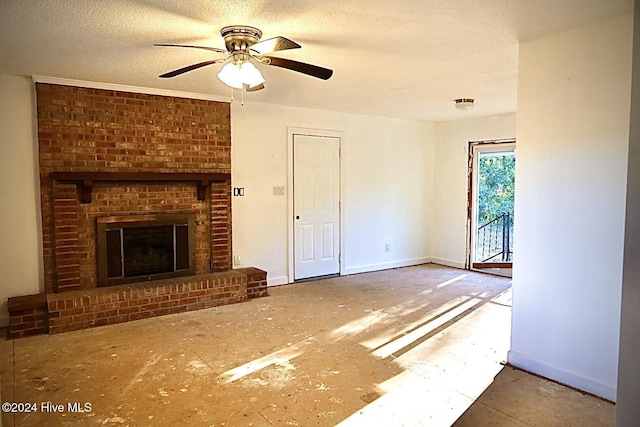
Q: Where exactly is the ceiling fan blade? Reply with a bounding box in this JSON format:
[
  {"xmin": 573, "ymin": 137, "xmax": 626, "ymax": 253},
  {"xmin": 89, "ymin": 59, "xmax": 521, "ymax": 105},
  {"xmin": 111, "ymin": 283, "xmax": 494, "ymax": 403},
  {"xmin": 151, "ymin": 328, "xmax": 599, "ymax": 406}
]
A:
[
  {"xmin": 263, "ymin": 56, "xmax": 333, "ymax": 80},
  {"xmin": 245, "ymin": 83, "xmax": 265, "ymax": 92},
  {"xmin": 250, "ymin": 37, "xmax": 301, "ymax": 55},
  {"xmin": 159, "ymin": 59, "xmax": 225, "ymax": 78},
  {"xmin": 154, "ymin": 43, "xmax": 227, "ymax": 54}
]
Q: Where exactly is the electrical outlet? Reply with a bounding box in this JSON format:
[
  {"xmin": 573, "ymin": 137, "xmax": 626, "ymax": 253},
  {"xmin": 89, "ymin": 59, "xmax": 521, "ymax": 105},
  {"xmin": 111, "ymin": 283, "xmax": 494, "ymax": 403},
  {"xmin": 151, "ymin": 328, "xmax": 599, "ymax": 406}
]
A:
[
  {"xmin": 233, "ymin": 255, "xmax": 241, "ymax": 266},
  {"xmin": 273, "ymin": 186, "xmax": 285, "ymax": 196},
  {"xmin": 385, "ymin": 243, "xmax": 390, "ymax": 252}
]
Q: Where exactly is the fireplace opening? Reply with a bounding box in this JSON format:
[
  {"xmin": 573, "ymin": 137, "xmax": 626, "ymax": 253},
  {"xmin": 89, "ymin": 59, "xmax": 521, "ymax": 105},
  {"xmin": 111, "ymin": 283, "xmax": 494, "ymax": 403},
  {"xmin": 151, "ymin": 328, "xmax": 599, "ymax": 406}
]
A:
[{"xmin": 97, "ymin": 214, "xmax": 196, "ymax": 287}]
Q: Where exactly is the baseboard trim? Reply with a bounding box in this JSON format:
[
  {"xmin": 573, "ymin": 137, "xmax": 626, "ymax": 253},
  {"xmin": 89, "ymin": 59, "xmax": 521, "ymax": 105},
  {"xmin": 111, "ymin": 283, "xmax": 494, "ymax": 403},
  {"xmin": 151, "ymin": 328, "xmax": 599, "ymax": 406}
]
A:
[
  {"xmin": 343, "ymin": 257, "xmax": 431, "ymax": 276},
  {"xmin": 507, "ymin": 350, "xmax": 617, "ymax": 402},
  {"xmin": 270, "ymin": 257, "xmax": 451, "ymax": 286},
  {"xmin": 0, "ymin": 314, "xmax": 8, "ymax": 328},
  {"xmin": 267, "ymin": 275, "xmax": 289, "ymax": 287},
  {"xmin": 429, "ymin": 257, "xmax": 465, "ymax": 269}
]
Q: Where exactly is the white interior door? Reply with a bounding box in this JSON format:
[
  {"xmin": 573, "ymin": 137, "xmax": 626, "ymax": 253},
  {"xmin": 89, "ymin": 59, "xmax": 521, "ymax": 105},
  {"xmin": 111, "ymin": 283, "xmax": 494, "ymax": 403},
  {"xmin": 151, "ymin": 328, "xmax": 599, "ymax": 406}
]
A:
[{"xmin": 293, "ymin": 134, "xmax": 340, "ymax": 280}]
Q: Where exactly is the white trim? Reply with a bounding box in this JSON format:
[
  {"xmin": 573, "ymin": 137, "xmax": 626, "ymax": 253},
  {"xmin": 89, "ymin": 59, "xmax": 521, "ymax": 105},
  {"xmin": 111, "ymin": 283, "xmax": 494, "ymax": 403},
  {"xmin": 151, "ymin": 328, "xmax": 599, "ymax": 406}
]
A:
[
  {"xmin": 507, "ymin": 350, "xmax": 617, "ymax": 402},
  {"xmin": 468, "ymin": 141, "xmax": 516, "ymax": 268},
  {"xmin": 430, "ymin": 257, "xmax": 466, "ymax": 269},
  {"xmin": 343, "ymin": 257, "xmax": 431, "ymax": 276},
  {"xmin": 267, "ymin": 275, "xmax": 290, "ymax": 287},
  {"xmin": 287, "ymin": 127, "xmax": 345, "ymax": 282},
  {"xmin": 31, "ymin": 75, "xmax": 231, "ymax": 103}
]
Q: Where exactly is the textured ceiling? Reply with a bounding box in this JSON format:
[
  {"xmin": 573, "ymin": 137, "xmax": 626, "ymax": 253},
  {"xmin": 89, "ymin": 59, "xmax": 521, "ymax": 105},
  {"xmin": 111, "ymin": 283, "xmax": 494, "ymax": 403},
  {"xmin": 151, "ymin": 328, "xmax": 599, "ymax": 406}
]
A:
[{"xmin": 0, "ymin": 0, "xmax": 633, "ymax": 122}]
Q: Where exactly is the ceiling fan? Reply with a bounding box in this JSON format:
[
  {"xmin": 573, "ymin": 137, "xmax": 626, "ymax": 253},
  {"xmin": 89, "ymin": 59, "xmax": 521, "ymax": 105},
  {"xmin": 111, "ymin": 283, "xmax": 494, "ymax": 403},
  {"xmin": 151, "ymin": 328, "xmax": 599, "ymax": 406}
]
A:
[{"xmin": 155, "ymin": 25, "xmax": 333, "ymax": 92}]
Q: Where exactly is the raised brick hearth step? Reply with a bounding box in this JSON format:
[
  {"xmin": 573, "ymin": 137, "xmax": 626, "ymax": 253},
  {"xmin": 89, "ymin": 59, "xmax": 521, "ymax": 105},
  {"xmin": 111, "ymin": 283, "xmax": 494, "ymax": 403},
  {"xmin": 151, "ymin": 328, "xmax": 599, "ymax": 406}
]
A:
[
  {"xmin": 7, "ymin": 268, "xmax": 267, "ymax": 338},
  {"xmin": 7, "ymin": 294, "xmax": 49, "ymax": 339}
]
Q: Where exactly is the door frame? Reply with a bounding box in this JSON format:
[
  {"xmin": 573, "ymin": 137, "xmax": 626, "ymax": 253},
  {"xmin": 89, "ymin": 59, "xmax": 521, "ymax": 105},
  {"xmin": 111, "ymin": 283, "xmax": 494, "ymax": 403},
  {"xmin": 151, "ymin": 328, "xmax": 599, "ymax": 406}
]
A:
[
  {"xmin": 287, "ymin": 127, "xmax": 345, "ymax": 283},
  {"xmin": 466, "ymin": 138, "xmax": 516, "ymax": 274}
]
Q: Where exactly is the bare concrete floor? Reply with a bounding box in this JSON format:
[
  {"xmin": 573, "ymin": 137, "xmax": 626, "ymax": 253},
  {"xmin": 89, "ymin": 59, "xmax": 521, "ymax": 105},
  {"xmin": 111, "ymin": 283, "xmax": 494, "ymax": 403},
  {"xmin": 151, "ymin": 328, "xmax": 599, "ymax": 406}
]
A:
[{"xmin": 0, "ymin": 264, "xmax": 614, "ymax": 426}]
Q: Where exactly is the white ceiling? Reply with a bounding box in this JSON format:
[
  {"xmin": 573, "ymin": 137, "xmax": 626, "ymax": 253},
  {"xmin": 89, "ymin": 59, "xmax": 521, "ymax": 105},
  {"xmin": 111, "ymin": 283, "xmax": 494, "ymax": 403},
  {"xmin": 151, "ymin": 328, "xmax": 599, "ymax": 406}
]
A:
[{"xmin": 0, "ymin": 0, "xmax": 633, "ymax": 122}]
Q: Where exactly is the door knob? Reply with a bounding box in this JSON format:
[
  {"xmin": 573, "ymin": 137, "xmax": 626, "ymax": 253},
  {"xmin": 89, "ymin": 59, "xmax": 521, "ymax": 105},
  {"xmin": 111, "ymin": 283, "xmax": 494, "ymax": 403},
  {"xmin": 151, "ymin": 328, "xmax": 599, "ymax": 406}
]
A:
[{"xmin": 295, "ymin": 215, "xmax": 300, "ymax": 220}]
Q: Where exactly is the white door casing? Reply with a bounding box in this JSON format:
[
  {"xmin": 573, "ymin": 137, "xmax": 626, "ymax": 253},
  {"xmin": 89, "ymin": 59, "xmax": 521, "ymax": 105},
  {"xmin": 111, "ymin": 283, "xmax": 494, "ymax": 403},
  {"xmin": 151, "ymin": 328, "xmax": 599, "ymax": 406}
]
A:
[
  {"xmin": 293, "ymin": 134, "xmax": 340, "ymax": 280},
  {"xmin": 469, "ymin": 141, "xmax": 515, "ymax": 269}
]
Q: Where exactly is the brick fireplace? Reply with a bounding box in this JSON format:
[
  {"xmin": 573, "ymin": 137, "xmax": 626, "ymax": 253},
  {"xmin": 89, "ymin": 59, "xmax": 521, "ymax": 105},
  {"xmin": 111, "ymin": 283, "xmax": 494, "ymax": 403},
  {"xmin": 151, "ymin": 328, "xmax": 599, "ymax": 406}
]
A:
[{"xmin": 7, "ymin": 83, "xmax": 267, "ymax": 338}]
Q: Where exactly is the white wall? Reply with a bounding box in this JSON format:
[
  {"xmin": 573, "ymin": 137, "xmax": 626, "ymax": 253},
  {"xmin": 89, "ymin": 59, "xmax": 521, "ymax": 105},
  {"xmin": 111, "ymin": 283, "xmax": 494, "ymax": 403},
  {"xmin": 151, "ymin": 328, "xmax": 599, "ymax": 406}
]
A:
[
  {"xmin": 0, "ymin": 75, "xmax": 43, "ymax": 326},
  {"xmin": 231, "ymin": 102, "xmax": 434, "ymax": 285},
  {"xmin": 431, "ymin": 114, "xmax": 517, "ymax": 268},
  {"xmin": 509, "ymin": 14, "xmax": 633, "ymax": 401}
]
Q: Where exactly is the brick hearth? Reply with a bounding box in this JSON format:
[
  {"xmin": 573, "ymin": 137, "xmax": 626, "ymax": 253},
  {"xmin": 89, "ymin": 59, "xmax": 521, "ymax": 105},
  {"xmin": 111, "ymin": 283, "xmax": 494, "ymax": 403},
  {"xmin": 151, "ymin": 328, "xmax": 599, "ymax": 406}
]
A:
[
  {"xmin": 8, "ymin": 268, "xmax": 267, "ymax": 338},
  {"xmin": 6, "ymin": 83, "xmax": 268, "ymax": 338}
]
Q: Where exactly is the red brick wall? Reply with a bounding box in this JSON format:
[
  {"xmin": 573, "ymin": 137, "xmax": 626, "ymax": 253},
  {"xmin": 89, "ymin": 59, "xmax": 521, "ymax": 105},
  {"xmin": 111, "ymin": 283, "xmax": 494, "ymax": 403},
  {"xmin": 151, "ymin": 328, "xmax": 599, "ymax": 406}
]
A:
[{"xmin": 36, "ymin": 83, "xmax": 232, "ymax": 293}]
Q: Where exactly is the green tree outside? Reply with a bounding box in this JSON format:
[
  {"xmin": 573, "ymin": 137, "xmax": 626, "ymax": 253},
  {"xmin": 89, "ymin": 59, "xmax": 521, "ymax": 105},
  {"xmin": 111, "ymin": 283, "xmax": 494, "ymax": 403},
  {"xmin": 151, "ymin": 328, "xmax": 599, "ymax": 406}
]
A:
[{"xmin": 477, "ymin": 151, "xmax": 515, "ymax": 225}]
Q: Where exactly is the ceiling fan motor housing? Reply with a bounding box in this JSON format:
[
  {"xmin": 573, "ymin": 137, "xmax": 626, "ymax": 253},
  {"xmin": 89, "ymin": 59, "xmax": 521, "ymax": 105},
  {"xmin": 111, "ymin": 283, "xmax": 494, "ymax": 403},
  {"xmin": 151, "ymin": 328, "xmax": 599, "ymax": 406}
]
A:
[{"xmin": 220, "ymin": 26, "xmax": 262, "ymax": 51}]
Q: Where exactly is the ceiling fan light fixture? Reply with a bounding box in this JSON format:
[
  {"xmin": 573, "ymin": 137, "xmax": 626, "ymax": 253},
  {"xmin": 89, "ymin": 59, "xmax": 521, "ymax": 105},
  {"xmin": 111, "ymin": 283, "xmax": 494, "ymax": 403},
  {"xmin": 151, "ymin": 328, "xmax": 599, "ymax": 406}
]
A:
[
  {"xmin": 217, "ymin": 63, "xmax": 244, "ymax": 89},
  {"xmin": 455, "ymin": 98, "xmax": 475, "ymax": 111},
  {"xmin": 217, "ymin": 61, "xmax": 265, "ymax": 89},
  {"xmin": 239, "ymin": 62, "xmax": 265, "ymax": 88}
]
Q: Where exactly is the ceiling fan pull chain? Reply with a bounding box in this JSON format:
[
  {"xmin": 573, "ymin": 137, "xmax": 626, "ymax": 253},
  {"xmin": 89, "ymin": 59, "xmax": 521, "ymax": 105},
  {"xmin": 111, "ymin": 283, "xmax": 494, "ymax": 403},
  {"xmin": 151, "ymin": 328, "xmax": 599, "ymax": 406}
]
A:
[{"xmin": 241, "ymin": 86, "xmax": 245, "ymax": 106}]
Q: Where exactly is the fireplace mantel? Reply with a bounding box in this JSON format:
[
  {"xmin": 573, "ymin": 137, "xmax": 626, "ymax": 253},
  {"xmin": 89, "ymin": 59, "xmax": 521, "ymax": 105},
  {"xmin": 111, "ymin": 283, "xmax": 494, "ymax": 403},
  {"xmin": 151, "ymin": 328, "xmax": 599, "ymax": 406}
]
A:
[{"xmin": 51, "ymin": 171, "xmax": 231, "ymax": 203}]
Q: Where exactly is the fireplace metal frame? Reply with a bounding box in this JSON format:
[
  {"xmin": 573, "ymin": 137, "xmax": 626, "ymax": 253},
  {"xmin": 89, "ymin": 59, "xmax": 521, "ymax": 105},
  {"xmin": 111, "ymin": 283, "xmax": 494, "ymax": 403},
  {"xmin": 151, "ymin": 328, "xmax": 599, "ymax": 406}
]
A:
[{"xmin": 96, "ymin": 214, "xmax": 196, "ymax": 287}]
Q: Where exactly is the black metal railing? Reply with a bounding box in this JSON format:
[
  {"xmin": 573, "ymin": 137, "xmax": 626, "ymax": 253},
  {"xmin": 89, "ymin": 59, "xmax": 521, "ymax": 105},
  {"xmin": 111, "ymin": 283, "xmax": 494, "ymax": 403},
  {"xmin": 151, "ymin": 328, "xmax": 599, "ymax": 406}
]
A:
[{"xmin": 476, "ymin": 212, "xmax": 513, "ymax": 262}]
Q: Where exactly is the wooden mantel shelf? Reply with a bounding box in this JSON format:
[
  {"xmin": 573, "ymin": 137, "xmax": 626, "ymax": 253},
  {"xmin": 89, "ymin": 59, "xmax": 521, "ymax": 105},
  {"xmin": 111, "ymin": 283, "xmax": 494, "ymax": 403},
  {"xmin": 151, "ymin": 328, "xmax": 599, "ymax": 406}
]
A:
[{"xmin": 51, "ymin": 172, "xmax": 231, "ymax": 203}]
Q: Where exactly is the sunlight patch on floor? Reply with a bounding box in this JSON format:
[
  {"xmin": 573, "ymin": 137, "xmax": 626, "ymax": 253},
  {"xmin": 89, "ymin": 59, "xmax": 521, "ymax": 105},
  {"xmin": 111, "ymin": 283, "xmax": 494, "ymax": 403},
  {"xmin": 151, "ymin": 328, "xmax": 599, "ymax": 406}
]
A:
[
  {"xmin": 330, "ymin": 299, "xmax": 434, "ymax": 339},
  {"xmin": 359, "ymin": 295, "xmax": 472, "ymax": 351},
  {"xmin": 220, "ymin": 345, "xmax": 306, "ymax": 383},
  {"xmin": 371, "ymin": 297, "xmax": 482, "ymax": 359},
  {"xmin": 338, "ymin": 288, "xmax": 512, "ymax": 426},
  {"xmin": 435, "ymin": 274, "xmax": 469, "ymax": 289}
]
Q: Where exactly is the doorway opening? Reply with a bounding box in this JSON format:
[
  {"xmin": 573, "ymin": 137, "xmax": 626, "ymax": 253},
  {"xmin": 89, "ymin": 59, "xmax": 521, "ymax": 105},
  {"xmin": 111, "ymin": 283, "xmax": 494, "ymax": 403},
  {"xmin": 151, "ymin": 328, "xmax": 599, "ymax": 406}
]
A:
[{"xmin": 467, "ymin": 140, "xmax": 515, "ymax": 276}]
